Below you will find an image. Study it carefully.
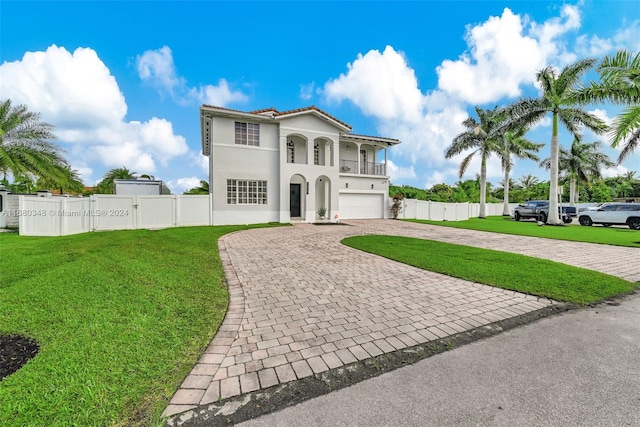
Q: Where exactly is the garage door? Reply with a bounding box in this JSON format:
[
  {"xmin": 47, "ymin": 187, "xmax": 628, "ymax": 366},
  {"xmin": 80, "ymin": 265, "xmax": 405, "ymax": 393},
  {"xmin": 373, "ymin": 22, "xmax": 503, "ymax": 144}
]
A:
[{"xmin": 339, "ymin": 193, "xmax": 385, "ymax": 219}]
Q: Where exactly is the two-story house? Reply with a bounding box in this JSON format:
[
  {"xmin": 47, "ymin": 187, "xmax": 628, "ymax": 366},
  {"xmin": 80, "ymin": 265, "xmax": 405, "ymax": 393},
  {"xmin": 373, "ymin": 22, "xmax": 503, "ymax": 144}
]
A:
[{"xmin": 200, "ymin": 105, "xmax": 400, "ymax": 225}]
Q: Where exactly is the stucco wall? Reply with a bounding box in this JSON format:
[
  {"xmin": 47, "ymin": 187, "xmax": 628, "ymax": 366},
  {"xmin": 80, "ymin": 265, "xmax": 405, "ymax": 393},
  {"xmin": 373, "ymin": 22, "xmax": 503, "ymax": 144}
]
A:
[{"xmin": 210, "ymin": 118, "xmax": 280, "ymax": 225}]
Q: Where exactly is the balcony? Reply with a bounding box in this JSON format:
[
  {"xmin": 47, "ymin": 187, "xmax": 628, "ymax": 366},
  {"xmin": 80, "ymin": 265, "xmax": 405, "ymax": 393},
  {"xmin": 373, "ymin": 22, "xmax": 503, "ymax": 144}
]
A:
[{"xmin": 339, "ymin": 160, "xmax": 386, "ymax": 176}]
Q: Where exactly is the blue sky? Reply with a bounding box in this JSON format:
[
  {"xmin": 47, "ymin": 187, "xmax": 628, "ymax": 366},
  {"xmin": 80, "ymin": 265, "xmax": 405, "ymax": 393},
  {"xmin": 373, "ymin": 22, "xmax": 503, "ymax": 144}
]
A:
[{"xmin": 1, "ymin": 1, "xmax": 639, "ymax": 193}]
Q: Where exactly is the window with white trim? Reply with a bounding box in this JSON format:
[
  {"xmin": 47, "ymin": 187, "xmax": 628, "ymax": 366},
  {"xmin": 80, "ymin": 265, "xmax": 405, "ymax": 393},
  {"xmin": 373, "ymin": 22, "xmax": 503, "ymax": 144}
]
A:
[
  {"xmin": 226, "ymin": 179, "xmax": 267, "ymax": 204},
  {"xmin": 314, "ymin": 143, "xmax": 320, "ymax": 165},
  {"xmin": 235, "ymin": 122, "xmax": 260, "ymax": 146}
]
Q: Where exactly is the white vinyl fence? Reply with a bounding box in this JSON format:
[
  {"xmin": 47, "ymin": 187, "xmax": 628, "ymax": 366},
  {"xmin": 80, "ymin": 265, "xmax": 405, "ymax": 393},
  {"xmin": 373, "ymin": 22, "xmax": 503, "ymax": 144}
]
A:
[
  {"xmin": 17, "ymin": 194, "xmax": 212, "ymax": 236},
  {"xmin": 397, "ymin": 199, "xmax": 520, "ymax": 221}
]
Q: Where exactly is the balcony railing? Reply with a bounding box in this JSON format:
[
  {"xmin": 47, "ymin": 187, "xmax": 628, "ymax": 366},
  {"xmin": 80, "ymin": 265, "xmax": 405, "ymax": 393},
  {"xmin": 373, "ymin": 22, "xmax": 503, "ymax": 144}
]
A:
[{"xmin": 339, "ymin": 160, "xmax": 386, "ymax": 176}]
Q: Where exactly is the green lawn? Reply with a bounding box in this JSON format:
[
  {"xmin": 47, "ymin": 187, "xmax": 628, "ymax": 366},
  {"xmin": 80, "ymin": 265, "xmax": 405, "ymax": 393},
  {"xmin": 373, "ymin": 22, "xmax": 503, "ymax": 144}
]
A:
[
  {"xmin": 343, "ymin": 235, "xmax": 637, "ymax": 304},
  {"xmin": 0, "ymin": 225, "xmax": 278, "ymax": 426},
  {"xmin": 408, "ymin": 216, "xmax": 640, "ymax": 248}
]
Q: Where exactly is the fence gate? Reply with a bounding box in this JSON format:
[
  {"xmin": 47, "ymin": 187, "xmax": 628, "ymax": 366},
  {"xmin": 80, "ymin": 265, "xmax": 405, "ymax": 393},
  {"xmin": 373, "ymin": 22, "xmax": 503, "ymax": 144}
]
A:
[{"xmin": 91, "ymin": 196, "xmax": 136, "ymax": 231}]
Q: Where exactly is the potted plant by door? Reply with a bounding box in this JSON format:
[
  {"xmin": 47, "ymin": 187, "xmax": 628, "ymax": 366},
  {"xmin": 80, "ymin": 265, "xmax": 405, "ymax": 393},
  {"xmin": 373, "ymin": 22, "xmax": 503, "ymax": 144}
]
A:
[{"xmin": 317, "ymin": 207, "xmax": 327, "ymax": 220}]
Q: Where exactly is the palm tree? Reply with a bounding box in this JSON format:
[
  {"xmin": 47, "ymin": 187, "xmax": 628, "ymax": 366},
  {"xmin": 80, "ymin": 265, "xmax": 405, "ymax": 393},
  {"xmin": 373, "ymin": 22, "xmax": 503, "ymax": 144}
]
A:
[
  {"xmin": 496, "ymin": 127, "xmax": 543, "ymax": 215},
  {"xmin": 505, "ymin": 59, "xmax": 609, "ymax": 224},
  {"xmin": 0, "ymin": 99, "xmax": 67, "ymax": 184},
  {"xmin": 95, "ymin": 167, "xmax": 137, "ymax": 194},
  {"xmin": 540, "ymin": 138, "xmax": 614, "ymax": 206},
  {"xmin": 183, "ymin": 180, "xmax": 209, "ymax": 195},
  {"xmin": 593, "ymin": 50, "xmax": 640, "ymax": 163},
  {"xmin": 517, "ymin": 174, "xmax": 540, "ymax": 201},
  {"xmin": 36, "ymin": 164, "xmax": 85, "ymax": 194},
  {"xmin": 445, "ymin": 106, "xmax": 503, "ymax": 218}
]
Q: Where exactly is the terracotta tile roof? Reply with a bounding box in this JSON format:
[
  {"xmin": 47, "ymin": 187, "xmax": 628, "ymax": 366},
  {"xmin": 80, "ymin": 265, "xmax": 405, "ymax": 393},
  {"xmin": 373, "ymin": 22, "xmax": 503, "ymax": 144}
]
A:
[
  {"xmin": 202, "ymin": 104, "xmax": 362, "ymax": 133},
  {"xmin": 274, "ymin": 105, "xmax": 351, "ymax": 130},
  {"xmin": 250, "ymin": 107, "xmax": 279, "ymax": 114},
  {"xmin": 344, "ymin": 132, "xmax": 401, "ymax": 144},
  {"xmin": 201, "ymin": 105, "xmax": 247, "ymax": 114}
]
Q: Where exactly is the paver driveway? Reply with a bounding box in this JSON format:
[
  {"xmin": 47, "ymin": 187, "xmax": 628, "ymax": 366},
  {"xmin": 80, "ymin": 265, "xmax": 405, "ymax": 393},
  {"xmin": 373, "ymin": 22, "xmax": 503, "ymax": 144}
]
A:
[{"xmin": 164, "ymin": 220, "xmax": 640, "ymax": 417}]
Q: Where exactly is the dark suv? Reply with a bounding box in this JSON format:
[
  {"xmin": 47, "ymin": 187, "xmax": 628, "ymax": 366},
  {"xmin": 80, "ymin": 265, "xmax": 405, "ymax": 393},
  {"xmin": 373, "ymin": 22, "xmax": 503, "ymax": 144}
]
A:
[
  {"xmin": 578, "ymin": 203, "xmax": 640, "ymax": 229},
  {"xmin": 513, "ymin": 200, "xmax": 577, "ymax": 223}
]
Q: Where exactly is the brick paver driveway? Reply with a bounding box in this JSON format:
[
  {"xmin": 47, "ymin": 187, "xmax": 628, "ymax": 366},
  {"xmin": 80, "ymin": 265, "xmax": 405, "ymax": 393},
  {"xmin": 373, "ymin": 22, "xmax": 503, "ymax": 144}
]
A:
[{"xmin": 164, "ymin": 220, "xmax": 640, "ymax": 417}]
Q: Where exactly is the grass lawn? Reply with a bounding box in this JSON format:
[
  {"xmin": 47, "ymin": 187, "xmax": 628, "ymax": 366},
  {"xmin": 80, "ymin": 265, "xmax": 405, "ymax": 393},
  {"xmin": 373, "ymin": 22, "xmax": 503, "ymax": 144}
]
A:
[
  {"xmin": 0, "ymin": 225, "xmax": 279, "ymax": 426},
  {"xmin": 408, "ymin": 216, "xmax": 640, "ymax": 248},
  {"xmin": 343, "ymin": 235, "xmax": 637, "ymax": 304}
]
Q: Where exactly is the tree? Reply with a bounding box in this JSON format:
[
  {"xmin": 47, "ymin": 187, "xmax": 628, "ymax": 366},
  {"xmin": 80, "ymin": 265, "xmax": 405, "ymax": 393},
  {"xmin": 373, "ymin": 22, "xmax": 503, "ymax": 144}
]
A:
[
  {"xmin": 445, "ymin": 106, "xmax": 503, "ymax": 218},
  {"xmin": 505, "ymin": 59, "xmax": 608, "ymax": 224},
  {"xmin": 541, "ymin": 138, "xmax": 614, "ymax": 206},
  {"xmin": 0, "ymin": 99, "xmax": 68, "ymax": 185},
  {"xmin": 183, "ymin": 180, "xmax": 209, "ymax": 195},
  {"xmin": 496, "ymin": 126, "xmax": 543, "ymax": 215},
  {"xmin": 95, "ymin": 167, "xmax": 137, "ymax": 194},
  {"xmin": 36, "ymin": 164, "xmax": 85, "ymax": 194},
  {"xmin": 590, "ymin": 50, "xmax": 640, "ymax": 163}
]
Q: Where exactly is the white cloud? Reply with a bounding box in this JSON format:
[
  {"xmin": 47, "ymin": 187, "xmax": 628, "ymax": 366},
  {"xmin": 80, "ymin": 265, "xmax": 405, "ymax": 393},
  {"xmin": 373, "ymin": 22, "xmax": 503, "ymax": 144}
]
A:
[
  {"xmin": 324, "ymin": 46, "xmax": 424, "ymax": 123},
  {"xmin": 530, "ymin": 116, "xmax": 552, "ymax": 130},
  {"xmin": 322, "ymin": 5, "xmax": 597, "ymax": 188},
  {"xmin": 602, "ymin": 164, "xmax": 629, "ymax": 178},
  {"xmin": 589, "ymin": 108, "xmax": 614, "ymax": 126},
  {"xmin": 576, "ymin": 20, "xmax": 640, "ymax": 56},
  {"xmin": 136, "ymin": 46, "xmax": 247, "ymax": 106},
  {"xmin": 386, "ymin": 159, "xmax": 416, "ymax": 183},
  {"xmin": 166, "ymin": 176, "xmax": 205, "ymax": 194},
  {"xmin": 0, "ymin": 45, "xmax": 188, "ymax": 178},
  {"xmin": 0, "ymin": 45, "xmax": 126, "ymax": 127},
  {"xmin": 299, "ymin": 82, "xmax": 315, "ymax": 101},
  {"xmin": 436, "ymin": 5, "xmax": 580, "ymax": 105},
  {"xmin": 136, "ymin": 45, "xmax": 184, "ymax": 97}
]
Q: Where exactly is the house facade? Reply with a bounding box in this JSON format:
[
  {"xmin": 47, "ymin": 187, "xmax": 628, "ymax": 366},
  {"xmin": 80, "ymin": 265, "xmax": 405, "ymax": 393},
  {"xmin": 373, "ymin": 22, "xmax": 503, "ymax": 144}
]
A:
[{"xmin": 200, "ymin": 105, "xmax": 400, "ymax": 225}]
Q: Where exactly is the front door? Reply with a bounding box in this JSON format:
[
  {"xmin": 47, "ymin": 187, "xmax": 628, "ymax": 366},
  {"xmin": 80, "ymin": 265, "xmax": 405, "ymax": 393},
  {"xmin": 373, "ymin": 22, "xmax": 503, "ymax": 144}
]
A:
[{"xmin": 290, "ymin": 184, "xmax": 301, "ymax": 217}]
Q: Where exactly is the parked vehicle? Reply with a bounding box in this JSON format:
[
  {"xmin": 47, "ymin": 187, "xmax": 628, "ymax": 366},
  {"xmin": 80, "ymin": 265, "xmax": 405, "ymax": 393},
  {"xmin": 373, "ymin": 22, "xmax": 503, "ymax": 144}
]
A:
[
  {"xmin": 578, "ymin": 203, "xmax": 640, "ymax": 230},
  {"xmin": 513, "ymin": 200, "xmax": 577, "ymax": 224}
]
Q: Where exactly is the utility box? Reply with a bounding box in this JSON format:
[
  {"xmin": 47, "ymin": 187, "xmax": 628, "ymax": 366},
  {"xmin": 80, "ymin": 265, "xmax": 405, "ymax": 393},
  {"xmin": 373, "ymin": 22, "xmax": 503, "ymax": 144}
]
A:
[{"xmin": 114, "ymin": 179, "xmax": 171, "ymax": 195}]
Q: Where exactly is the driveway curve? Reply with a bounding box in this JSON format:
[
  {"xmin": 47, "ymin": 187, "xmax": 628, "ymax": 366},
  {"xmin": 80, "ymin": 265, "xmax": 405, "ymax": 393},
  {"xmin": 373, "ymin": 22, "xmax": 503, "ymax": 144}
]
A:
[{"xmin": 164, "ymin": 220, "xmax": 639, "ymax": 418}]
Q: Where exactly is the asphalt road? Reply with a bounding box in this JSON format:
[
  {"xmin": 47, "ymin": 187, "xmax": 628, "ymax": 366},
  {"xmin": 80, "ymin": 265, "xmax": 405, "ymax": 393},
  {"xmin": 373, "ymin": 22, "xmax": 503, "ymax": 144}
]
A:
[{"xmin": 239, "ymin": 293, "xmax": 640, "ymax": 427}]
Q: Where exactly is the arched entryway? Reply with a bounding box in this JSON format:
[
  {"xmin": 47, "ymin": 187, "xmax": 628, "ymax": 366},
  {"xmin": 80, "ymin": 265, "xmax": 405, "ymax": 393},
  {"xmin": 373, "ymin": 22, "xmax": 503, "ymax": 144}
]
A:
[{"xmin": 290, "ymin": 174, "xmax": 306, "ymax": 219}]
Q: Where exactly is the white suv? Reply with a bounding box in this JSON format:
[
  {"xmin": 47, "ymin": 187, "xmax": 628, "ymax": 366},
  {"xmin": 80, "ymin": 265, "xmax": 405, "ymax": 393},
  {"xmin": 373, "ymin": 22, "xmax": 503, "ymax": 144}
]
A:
[{"xmin": 578, "ymin": 203, "xmax": 640, "ymax": 230}]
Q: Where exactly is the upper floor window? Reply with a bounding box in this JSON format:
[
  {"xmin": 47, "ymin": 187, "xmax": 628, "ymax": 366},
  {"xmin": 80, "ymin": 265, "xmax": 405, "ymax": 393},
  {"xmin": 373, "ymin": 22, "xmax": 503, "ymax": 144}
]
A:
[
  {"xmin": 235, "ymin": 122, "xmax": 260, "ymax": 146},
  {"xmin": 314, "ymin": 143, "xmax": 320, "ymax": 165}
]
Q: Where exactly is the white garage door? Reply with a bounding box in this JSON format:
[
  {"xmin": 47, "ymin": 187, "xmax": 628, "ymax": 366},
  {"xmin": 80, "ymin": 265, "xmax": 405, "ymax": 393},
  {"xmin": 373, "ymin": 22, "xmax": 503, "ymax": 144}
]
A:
[{"xmin": 339, "ymin": 193, "xmax": 385, "ymax": 219}]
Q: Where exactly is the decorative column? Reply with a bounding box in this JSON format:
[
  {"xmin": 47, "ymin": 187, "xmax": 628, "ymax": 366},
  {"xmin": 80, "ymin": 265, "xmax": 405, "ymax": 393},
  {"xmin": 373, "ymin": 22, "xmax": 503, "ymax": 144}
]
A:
[{"xmin": 384, "ymin": 146, "xmax": 388, "ymax": 176}]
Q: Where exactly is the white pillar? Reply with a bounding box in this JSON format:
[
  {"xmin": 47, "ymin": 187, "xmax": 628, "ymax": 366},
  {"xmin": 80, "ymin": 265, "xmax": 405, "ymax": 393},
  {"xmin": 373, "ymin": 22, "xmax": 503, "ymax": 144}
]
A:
[{"xmin": 384, "ymin": 146, "xmax": 388, "ymax": 176}]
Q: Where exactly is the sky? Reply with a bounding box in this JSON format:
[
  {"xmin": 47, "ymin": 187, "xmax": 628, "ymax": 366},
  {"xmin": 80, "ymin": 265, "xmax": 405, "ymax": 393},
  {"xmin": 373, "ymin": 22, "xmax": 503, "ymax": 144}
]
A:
[{"xmin": 1, "ymin": 0, "xmax": 639, "ymax": 193}]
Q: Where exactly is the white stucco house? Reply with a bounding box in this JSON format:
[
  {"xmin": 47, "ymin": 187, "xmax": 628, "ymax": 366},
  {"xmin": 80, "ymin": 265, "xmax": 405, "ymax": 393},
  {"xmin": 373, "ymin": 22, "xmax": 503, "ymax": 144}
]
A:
[{"xmin": 200, "ymin": 105, "xmax": 400, "ymax": 225}]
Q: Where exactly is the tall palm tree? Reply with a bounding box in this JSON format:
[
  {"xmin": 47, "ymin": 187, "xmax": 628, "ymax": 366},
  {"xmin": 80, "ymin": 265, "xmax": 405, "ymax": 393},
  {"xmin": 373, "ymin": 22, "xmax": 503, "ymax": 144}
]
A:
[
  {"xmin": 593, "ymin": 50, "xmax": 640, "ymax": 163},
  {"xmin": 540, "ymin": 138, "xmax": 614, "ymax": 206},
  {"xmin": 95, "ymin": 167, "xmax": 137, "ymax": 194},
  {"xmin": 445, "ymin": 106, "xmax": 503, "ymax": 218},
  {"xmin": 505, "ymin": 59, "xmax": 608, "ymax": 224},
  {"xmin": 0, "ymin": 99, "xmax": 67, "ymax": 183},
  {"xmin": 496, "ymin": 127, "xmax": 543, "ymax": 215}
]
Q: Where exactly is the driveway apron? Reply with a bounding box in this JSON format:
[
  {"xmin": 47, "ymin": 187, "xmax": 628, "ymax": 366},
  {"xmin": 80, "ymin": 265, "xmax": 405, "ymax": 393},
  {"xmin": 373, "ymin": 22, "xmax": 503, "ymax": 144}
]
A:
[{"xmin": 163, "ymin": 220, "xmax": 639, "ymax": 417}]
